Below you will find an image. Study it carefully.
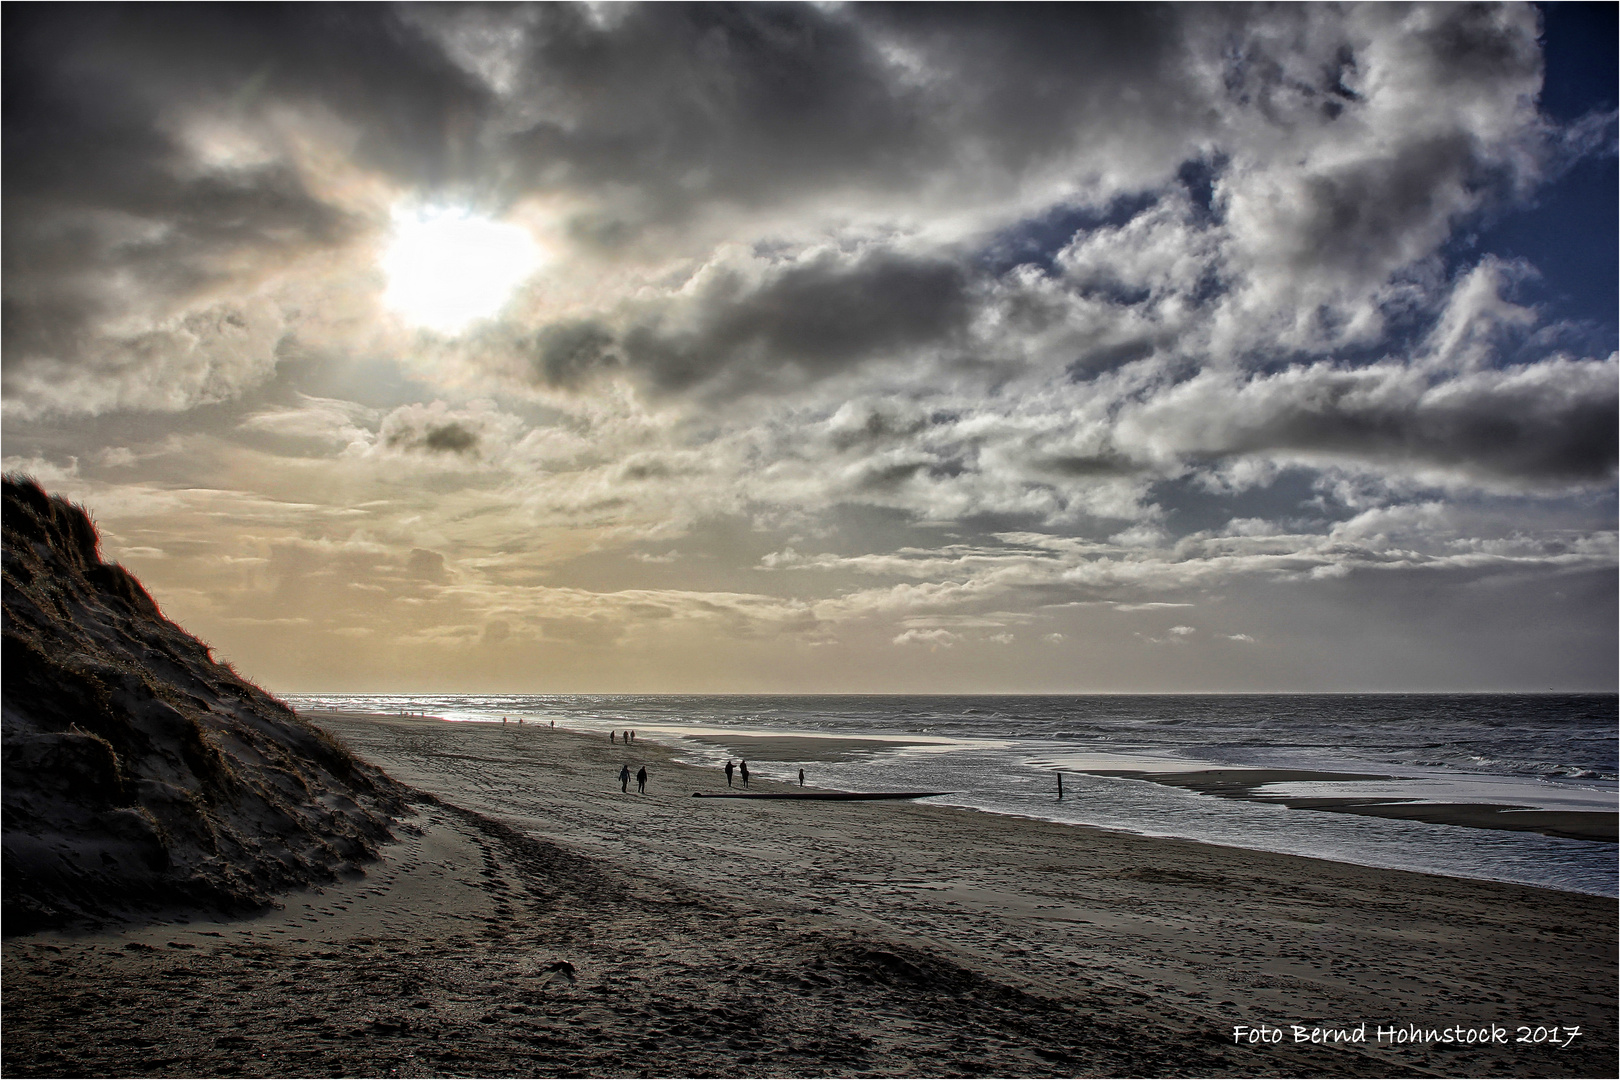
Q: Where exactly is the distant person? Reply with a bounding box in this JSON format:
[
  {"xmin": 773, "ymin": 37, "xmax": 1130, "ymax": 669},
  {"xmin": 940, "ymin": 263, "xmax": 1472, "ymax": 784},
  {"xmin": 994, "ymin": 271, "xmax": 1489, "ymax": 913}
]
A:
[
  {"xmin": 740, "ymin": 760, "xmax": 750, "ymax": 786},
  {"xmin": 637, "ymin": 766, "xmax": 647, "ymax": 794},
  {"xmin": 619, "ymin": 764, "xmax": 630, "ymax": 793},
  {"xmin": 724, "ymin": 760, "xmax": 734, "ymax": 787},
  {"xmin": 1057, "ymin": 771, "xmax": 1064, "ymax": 800},
  {"xmin": 799, "ymin": 769, "xmax": 805, "ymax": 787},
  {"xmin": 611, "ymin": 730, "xmax": 617, "ymax": 743},
  {"xmin": 550, "ymin": 720, "xmax": 555, "ymax": 728},
  {"xmin": 629, "ymin": 729, "xmax": 636, "ymax": 744}
]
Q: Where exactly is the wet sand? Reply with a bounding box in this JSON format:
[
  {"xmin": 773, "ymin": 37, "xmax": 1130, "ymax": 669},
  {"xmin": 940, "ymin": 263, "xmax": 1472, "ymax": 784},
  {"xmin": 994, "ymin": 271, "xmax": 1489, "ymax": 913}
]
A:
[
  {"xmin": 1097, "ymin": 769, "xmax": 1619, "ymax": 844},
  {"xmin": 4, "ymin": 714, "xmax": 1614, "ymax": 1078}
]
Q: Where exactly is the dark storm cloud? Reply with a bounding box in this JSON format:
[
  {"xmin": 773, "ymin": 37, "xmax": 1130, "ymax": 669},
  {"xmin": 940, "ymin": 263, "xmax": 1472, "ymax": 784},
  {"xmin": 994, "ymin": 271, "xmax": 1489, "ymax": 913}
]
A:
[
  {"xmin": 1259, "ymin": 133, "xmax": 1484, "ymax": 278},
  {"xmin": 1037, "ymin": 453, "xmax": 1147, "ymax": 480},
  {"xmin": 625, "ymin": 250, "xmax": 973, "ymax": 394},
  {"xmin": 482, "ymin": 3, "xmax": 1211, "ymax": 237},
  {"xmin": 381, "ymin": 414, "xmax": 480, "ymax": 457},
  {"xmin": 525, "ymin": 249, "xmax": 974, "ymax": 395},
  {"xmin": 857, "ymin": 3, "xmax": 1193, "ymax": 161},
  {"xmin": 4, "ymin": 4, "xmax": 490, "ymax": 195},
  {"xmin": 1120, "ymin": 359, "xmax": 1619, "ymax": 486},
  {"xmin": 528, "ymin": 320, "xmax": 620, "ymax": 390},
  {"xmin": 486, "ymin": 0, "xmax": 1542, "ymax": 246},
  {"xmin": 499, "ymin": 2, "xmax": 929, "ymax": 224},
  {"xmin": 1411, "ymin": 0, "xmax": 1542, "ymax": 84}
]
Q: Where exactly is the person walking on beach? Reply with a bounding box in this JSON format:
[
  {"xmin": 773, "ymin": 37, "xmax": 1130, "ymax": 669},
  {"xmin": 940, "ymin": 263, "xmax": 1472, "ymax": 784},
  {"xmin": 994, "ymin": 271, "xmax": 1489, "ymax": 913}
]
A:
[
  {"xmin": 740, "ymin": 760, "xmax": 750, "ymax": 786},
  {"xmin": 799, "ymin": 768, "xmax": 805, "ymax": 786},
  {"xmin": 636, "ymin": 766, "xmax": 647, "ymax": 794},
  {"xmin": 619, "ymin": 764, "xmax": 630, "ymax": 793},
  {"xmin": 611, "ymin": 730, "xmax": 617, "ymax": 744},
  {"xmin": 1056, "ymin": 771, "xmax": 1064, "ymax": 800},
  {"xmin": 724, "ymin": 760, "xmax": 734, "ymax": 787}
]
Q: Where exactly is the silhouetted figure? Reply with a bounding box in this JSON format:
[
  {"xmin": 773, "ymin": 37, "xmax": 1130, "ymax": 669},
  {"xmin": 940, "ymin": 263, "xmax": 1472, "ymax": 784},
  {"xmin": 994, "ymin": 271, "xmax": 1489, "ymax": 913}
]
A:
[
  {"xmin": 619, "ymin": 764, "xmax": 630, "ymax": 793},
  {"xmin": 799, "ymin": 769, "xmax": 805, "ymax": 786},
  {"xmin": 636, "ymin": 766, "xmax": 647, "ymax": 794},
  {"xmin": 611, "ymin": 730, "xmax": 617, "ymax": 743},
  {"xmin": 1057, "ymin": 771, "xmax": 1064, "ymax": 800},
  {"xmin": 550, "ymin": 720, "xmax": 554, "ymax": 728},
  {"xmin": 629, "ymin": 729, "xmax": 636, "ymax": 744},
  {"xmin": 740, "ymin": 760, "xmax": 750, "ymax": 786},
  {"xmin": 724, "ymin": 760, "xmax": 734, "ymax": 787}
]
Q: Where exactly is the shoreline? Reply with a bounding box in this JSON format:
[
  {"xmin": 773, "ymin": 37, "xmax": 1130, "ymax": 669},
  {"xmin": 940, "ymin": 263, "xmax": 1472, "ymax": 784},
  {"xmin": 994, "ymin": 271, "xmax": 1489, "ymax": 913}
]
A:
[
  {"xmin": 312, "ymin": 709, "xmax": 1618, "ymax": 895},
  {"xmin": 8, "ymin": 710, "xmax": 1612, "ymax": 1077}
]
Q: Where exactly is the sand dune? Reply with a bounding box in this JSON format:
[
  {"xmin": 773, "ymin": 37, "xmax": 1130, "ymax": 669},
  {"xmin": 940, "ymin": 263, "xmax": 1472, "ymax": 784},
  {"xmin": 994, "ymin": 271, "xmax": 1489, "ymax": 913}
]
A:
[{"xmin": 2, "ymin": 478, "xmax": 406, "ymax": 933}]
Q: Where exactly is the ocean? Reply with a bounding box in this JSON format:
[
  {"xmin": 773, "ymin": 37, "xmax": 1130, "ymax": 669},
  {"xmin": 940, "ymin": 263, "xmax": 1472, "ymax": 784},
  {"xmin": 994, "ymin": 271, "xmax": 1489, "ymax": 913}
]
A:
[{"xmin": 287, "ymin": 693, "xmax": 1618, "ymax": 897}]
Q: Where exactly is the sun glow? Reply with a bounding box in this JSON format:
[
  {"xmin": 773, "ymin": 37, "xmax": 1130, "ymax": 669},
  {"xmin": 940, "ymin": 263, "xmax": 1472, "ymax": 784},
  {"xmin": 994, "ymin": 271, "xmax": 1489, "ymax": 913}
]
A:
[{"xmin": 380, "ymin": 208, "xmax": 543, "ymax": 334}]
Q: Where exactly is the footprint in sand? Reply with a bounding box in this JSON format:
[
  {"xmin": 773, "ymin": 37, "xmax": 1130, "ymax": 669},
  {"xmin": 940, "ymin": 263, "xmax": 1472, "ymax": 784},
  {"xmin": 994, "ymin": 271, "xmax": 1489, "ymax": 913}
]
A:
[{"xmin": 540, "ymin": 961, "xmax": 577, "ymax": 987}]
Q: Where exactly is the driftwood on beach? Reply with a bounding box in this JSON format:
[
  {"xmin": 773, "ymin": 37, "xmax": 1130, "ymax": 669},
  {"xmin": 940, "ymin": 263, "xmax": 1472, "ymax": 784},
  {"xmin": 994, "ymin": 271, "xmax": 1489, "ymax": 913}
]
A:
[{"xmin": 692, "ymin": 791, "xmax": 951, "ymax": 801}]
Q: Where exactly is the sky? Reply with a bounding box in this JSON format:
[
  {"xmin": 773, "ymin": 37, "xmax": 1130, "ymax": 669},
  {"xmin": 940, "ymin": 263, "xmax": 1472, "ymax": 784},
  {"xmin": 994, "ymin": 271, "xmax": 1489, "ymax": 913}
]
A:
[{"xmin": 3, "ymin": 2, "xmax": 1616, "ymax": 694}]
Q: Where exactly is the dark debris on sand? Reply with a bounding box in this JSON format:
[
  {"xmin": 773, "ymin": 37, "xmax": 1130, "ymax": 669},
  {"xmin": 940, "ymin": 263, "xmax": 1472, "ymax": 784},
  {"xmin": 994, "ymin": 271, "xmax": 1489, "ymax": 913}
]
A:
[{"xmin": 2, "ymin": 476, "xmax": 411, "ymax": 933}]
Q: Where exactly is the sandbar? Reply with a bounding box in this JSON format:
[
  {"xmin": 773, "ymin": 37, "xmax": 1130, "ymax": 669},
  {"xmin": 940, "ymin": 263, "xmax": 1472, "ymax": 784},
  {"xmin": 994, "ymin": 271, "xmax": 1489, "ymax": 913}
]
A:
[{"xmin": 1098, "ymin": 768, "xmax": 1619, "ymax": 843}]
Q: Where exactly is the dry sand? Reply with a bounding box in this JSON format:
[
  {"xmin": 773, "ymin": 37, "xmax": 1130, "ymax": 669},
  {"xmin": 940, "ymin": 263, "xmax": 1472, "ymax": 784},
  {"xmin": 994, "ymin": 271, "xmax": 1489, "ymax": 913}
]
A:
[{"xmin": 4, "ymin": 712, "xmax": 1614, "ymax": 1078}]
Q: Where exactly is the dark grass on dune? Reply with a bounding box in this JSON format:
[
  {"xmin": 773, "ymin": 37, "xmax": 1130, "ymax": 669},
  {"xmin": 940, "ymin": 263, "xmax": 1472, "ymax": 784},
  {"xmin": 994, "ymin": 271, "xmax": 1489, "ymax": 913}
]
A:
[{"xmin": 2, "ymin": 475, "xmax": 412, "ymax": 933}]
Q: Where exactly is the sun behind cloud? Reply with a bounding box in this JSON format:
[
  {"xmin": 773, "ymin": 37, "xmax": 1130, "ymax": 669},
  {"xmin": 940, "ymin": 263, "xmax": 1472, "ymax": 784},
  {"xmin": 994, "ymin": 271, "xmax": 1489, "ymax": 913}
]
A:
[{"xmin": 380, "ymin": 207, "xmax": 544, "ymax": 335}]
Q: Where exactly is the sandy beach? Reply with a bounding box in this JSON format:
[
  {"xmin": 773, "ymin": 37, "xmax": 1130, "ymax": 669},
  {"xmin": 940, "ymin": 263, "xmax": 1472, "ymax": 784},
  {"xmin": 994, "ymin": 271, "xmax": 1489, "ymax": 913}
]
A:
[{"xmin": 4, "ymin": 712, "xmax": 1614, "ymax": 1078}]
